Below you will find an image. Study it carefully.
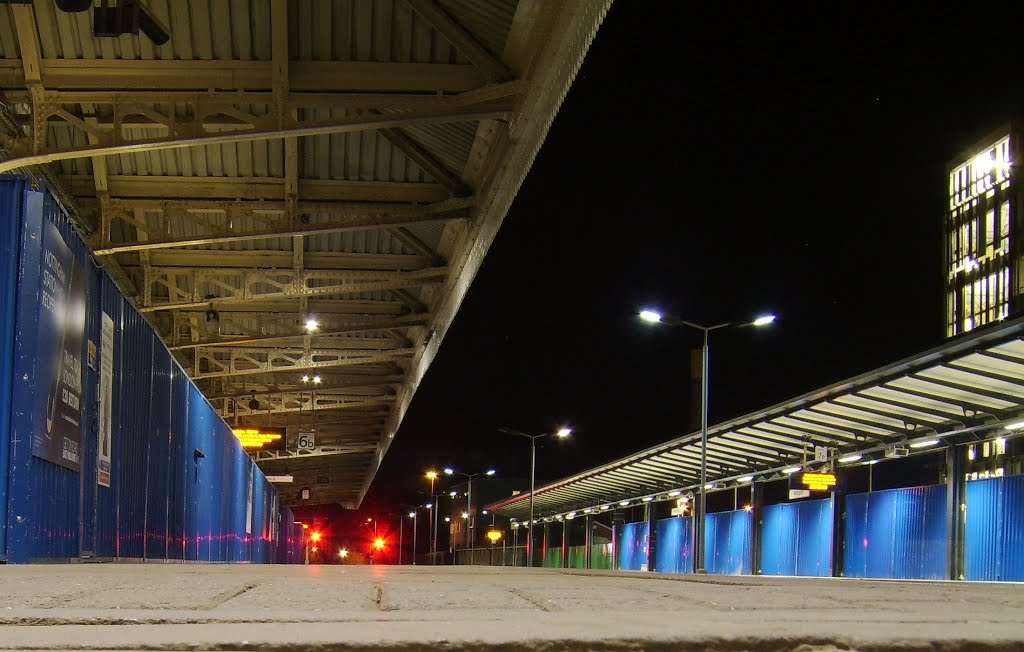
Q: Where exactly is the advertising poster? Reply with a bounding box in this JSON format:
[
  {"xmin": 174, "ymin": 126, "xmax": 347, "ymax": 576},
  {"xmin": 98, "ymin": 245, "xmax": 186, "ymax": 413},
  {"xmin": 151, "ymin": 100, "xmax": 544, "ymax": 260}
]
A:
[
  {"xmin": 32, "ymin": 221, "xmax": 85, "ymax": 472},
  {"xmin": 246, "ymin": 463, "xmax": 254, "ymax": 535},
  {"xmin": 97, "ymin": 312, "xmax": 114, "ymax": 487}
]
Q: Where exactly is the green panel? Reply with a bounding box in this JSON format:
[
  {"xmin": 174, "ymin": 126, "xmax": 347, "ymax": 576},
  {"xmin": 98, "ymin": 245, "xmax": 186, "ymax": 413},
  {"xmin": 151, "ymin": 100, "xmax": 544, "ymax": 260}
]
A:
[
  {"xmin": 591, "ymin": 543, "xmax": 613, "ymax": 570},
  {"xmin": 567, "ymin": 545, "xmax": 586, "ymax": 568},
  {"xmin": 544, "ymin": 547, "xmax": 562, "ymax": 568}
]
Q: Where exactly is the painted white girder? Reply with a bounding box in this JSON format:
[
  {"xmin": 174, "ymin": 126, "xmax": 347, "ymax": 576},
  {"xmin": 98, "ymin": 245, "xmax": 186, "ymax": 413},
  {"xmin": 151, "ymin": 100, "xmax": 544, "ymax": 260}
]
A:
[
  {"xmin": 90, "ymin": 197, "xmax": 472, "ymax": 255},
  {"xmin": 141, "ymin": 266, "xmax": 448, "ymax": 312},
  {"xmin": 192, "ymin": 346, "xmax": 415, "ymax": 379}
]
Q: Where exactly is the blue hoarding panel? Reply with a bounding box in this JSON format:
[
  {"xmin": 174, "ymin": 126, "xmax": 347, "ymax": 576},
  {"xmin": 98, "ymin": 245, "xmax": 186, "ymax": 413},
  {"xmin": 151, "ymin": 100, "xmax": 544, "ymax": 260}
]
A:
[
  {"xmin": 93, "ymin": 275, "xmax": 122, "ymax": 559},
  {"xmin": 167, "ymin": 364, "xmax": 190, "ymax": 560},
  {"xmin": 965, "ymin": 474, "xmax": 1024, "ymax": 581},
  {"xmin": 118, "ymin": 308, "xmax": 153, "ymax": 559},
  {"xmin": 761, "ymin": 498, "xmax": 833, "ymax": 577},
  {"xmin": 6, "ymin": 187, "xmax": 77, "ymax": 562},
  {"xmin": 0, "ymin": 178, "xmax": 25, "ymax": 561},
  {"xmin": 655, "ymin": 516, "xmax": 693, "ymax": 573},
  {"xmin": 844, "ymin": 484, "xmax": 947, "ymax": 579},
  {"xmin": 616, "ymin": 521, "xmax": 649, "ymax": 570},
  {"xmin": 145, "ymin": 345, "xmax": 173, "ymax": 559},
  {"xmin": 705, "ymin": 509, "xmax": 752, "ymax": 575},
  {"xmin": 278, "ymin": 506, "xmax": 303, "ymax": 563},
  {"xmin": 0, "ymin": 177, "xmax": 292, "ymax": 564}
]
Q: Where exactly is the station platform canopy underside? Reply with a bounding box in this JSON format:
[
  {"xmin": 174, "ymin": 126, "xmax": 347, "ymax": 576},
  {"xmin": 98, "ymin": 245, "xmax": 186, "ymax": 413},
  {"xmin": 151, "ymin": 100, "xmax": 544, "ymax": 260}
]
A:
[
  {"xmin": 489, "ymin": 318, "xmax": 1024, "ymax": 521},
  {"xmin": 0, "ymin": 0, "xmax": 611, "ymax": 508}
]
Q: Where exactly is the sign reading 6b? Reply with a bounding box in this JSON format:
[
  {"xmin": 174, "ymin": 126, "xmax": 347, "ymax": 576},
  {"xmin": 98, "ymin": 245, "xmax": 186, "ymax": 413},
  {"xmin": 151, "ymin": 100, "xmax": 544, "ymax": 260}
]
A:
[{"xmin": 297, "ymin": 431, "xmax": 315, "ymax": 450}]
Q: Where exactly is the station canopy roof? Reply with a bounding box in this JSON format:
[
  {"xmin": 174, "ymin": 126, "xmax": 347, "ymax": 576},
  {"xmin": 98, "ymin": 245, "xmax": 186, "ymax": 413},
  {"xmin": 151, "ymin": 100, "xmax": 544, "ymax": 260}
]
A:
[
  {"xmin": 0, "ymin": 0, "xmax": 610, "ymax": 508},
  {"xmin": 489, "ymin": 318, "xmax": 1024, "ymax": 521}
]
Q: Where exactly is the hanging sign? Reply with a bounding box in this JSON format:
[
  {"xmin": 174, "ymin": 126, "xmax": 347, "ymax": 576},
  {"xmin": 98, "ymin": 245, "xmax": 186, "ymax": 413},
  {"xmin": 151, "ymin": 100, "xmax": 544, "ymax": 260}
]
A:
[
  {"xmin": 790, "ymin": 471, "xmax": 842, "ymax": 493},
  {"xmin": 233, "ymin": 426, "xmax": 286, "ymax": 451},
  {"xmin": 297, "ymin": 430, "xmax": 315, "ymax": 451}
]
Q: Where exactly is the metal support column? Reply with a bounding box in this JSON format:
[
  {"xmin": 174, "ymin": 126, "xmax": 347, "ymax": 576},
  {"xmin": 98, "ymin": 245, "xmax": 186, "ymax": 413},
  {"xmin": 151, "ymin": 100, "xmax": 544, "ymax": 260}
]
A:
[
  {"xmin": 542, "ymin": 521, "xmax": 551, "ymax": 568},
  {"xmin": 831, "ymin": 486, "xmax": 846, "ymax": 577},
  {"xmin": 751, "ymin": 480, "xmax": 764, "ymax": 574},
  {"xmin": 645, "ymin": 501, "xmax": 657, "ymax": 572},
  {"xmin": 947, "ymin": 444, "xmax": 966, "ymax": 580},
  {"xmin": 584, "ymin": 514, "xmax": 593, "ymax": 569},
  {"xmin": 561, "ymin": 520, "xmax": 568, "ymax": 568}
]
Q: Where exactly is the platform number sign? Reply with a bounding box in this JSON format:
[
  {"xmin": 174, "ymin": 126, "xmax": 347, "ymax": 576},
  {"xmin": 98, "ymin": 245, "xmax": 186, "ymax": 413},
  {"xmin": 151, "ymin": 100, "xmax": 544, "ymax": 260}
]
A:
[{"xmin": 297, "ymin": 430, "xmax": 315, "ymax": 451}]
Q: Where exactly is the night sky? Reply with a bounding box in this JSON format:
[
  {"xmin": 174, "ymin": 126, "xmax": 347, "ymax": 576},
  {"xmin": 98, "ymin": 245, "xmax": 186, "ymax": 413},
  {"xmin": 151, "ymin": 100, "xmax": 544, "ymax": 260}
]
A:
[{"xmin": 301, "ymin": 3, "xmax": 1024, "ymax": 529}]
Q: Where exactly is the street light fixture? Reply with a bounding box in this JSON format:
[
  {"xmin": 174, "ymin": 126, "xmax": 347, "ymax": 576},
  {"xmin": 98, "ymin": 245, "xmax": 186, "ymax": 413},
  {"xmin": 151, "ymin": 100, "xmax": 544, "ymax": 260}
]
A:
[
  {"xmin": 444, "ymin": 467, "xmax": 496, "ymax": 554},
  {"xmin": 639, "ymin": 308, "xmax": 775, "ymax": 573},
  {"xmin": 498, "ymin": 426, "xmax": 572, "ymax": 567},
  {"xmin": 425, "ymin": 470, "xmax": 440, "ymax": 561},
  {"xmin": 405, "ymin": 505, "xmax": 426, "ymax": 565}
]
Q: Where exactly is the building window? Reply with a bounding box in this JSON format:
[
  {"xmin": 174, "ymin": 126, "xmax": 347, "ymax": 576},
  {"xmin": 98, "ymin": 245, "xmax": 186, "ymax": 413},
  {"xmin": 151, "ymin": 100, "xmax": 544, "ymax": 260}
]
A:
[{"xmin": 946, "ymin": 134, "xmax": 1014, "ymax": 337}]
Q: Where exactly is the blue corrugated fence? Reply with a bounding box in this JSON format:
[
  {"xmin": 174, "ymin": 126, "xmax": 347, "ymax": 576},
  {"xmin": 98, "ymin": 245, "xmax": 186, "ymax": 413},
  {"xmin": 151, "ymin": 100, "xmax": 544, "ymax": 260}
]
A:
[
  {"xmin": 965, "ymin": 474, "xmax": 1024, "ymax": 581},
  {"xmin": 0, "ymin": 177, "xmax": 295, "ymax": 563},
  {"xmin": 844, "ymin": 485, "xmax": 947, "ymax": 579},
  {"xmin": 761, "ymin": 497, "xmax": 833, "ymax": 577}
]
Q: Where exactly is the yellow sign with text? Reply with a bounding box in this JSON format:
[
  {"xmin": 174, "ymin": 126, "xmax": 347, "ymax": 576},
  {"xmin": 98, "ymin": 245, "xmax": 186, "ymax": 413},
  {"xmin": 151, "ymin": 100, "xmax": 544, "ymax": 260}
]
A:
[
  {"xmin": 233, "ymin": 427, "xmax": 286, "ymax": 451},
  {"xmin": 800, "ymin": 472, "xmax": 837, "ymax": 492}
]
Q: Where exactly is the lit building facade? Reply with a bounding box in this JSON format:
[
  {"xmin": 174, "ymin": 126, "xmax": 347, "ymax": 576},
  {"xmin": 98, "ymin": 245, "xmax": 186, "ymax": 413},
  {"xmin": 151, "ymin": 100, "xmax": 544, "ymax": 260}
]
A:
[{"xmin": 946, "ymin": 130, "xmax": 1020, "ymax": 337}]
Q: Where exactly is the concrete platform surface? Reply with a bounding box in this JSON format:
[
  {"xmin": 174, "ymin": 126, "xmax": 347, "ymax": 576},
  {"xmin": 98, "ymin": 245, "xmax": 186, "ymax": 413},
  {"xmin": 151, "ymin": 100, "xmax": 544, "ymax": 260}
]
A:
[{"xmin": 0, "ymin": 564, "xmax": 1022, "ymax": 651}]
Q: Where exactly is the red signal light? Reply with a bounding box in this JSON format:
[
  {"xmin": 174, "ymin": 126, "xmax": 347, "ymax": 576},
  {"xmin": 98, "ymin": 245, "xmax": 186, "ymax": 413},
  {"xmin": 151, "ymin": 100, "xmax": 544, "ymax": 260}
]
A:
[
  {"xmin": 373, "ymin": 537, "xmax": 385, "ymax": 550},
  {"xmin": 310, "ymin": 530, "xmax": 322, "ymax": 543}
]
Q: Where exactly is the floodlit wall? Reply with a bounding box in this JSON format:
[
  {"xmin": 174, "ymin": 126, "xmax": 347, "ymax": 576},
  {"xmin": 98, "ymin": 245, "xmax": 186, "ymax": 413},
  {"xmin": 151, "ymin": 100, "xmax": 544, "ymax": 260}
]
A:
[
  {"xmin": 704, "ymin": 509, "xmax": 753, "ymax": 575},
  {"xmin": 615, "ymin": 520, "xmax": 649, "ymax": 571},
  {"xmin": 760, "ymin": 498, "xmax": 833, "ymax": 577},
  {"xmin": 654, "ymin": 515, "xmax": 693, "ymax": 574},
  {"xmin": 965, "ymin": 474, "xmax": 1024, "ymax": 581},
  {"xmin": 844, "ymin": 485, "xmax": 947, "ymax": 580},
  {"xmin": 0, "ymin": 178, "xmax": 293, "ymax": 563},
  {"xmin": 0, "ymin": 179, "xmax": 23, "ymax": 560}
]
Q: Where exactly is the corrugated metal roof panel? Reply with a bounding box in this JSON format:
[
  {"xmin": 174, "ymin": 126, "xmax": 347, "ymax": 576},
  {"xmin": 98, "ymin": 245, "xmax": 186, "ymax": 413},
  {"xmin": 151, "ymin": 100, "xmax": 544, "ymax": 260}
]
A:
[
  {"xmin": 290, "ymin": 0, "xmax": 464, "ymax": 65},
  {"xmin": 401, "ymin": 221, "xmax": 447, "ymax": 251},
  {"xmin": 403, "ymin": 120, "xmax": 476, "ymax": 176},
  {"xmin": 438, "ymin": 0, "xmax": 517, "ymax": 58}
]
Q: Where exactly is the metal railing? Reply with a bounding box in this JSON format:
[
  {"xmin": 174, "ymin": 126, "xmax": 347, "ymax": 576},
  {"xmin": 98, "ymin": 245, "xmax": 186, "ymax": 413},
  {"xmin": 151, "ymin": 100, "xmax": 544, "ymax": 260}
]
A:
[{"xmin": 454, "ymin": 545, "xmax": 528, "ymax": 566}]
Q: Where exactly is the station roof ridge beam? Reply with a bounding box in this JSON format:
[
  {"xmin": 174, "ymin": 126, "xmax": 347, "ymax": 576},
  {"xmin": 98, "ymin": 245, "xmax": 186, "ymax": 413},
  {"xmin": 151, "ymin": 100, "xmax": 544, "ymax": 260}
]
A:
[{"xmin": 488, "ymin": 316, "xmax": 1024, "ymax": 520}]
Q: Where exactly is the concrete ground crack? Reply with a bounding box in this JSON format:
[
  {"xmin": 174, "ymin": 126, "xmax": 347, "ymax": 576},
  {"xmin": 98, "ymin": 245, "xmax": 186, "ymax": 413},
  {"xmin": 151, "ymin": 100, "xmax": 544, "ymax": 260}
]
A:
[
  {"xmin": 509, "ymin": 587, "xmax": 561, "ymax": 612},
  {"xmin": 201, "ymin": 583, "xmax": 258, "ymax": 610},
  {"xmin": 373, "ymin": 583, "xmax": 387, "ymax": 611}
]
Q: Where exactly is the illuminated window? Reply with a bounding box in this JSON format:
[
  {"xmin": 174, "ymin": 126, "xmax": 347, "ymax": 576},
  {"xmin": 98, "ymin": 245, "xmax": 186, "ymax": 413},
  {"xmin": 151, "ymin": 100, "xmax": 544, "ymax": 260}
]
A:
[{"xmin": 946, "ymin": 135, "xmax": 1016, "ymax": 337}]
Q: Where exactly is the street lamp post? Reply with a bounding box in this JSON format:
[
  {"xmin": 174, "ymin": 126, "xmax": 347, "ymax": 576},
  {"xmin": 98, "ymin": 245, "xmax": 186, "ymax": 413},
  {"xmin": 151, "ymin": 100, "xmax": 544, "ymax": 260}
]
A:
[
  {"xmin": 498, "ymin": 427, "xmax": 572, "ymax": 567},
  {"xmin": 405, "ymin": 508, "xmax": 422, "ymax": 565},
  {"xmin": 425, "ymin": 470, "xmax": 439, "ymax": 561},
  {"xmin": 444, "ymin": 468, "xmax": 495, "ymax": 558},
  {"xmin": 640, "ymin": 309, "xmax": 775, "ymax": 573}
]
